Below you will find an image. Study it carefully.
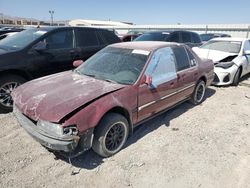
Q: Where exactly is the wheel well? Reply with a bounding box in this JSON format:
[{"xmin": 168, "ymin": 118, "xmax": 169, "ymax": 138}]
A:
[
  {"xmin": 238, "ymin": 66, "xmax": 243, "ymax": 77},
  {"xmin": 104, "ymin": 107, "xmax": 133, "ymax": 134},
  {"xmin": 0, "ymin": 70, "xmax": 31, "ymax": 80},
  {"xmin": 199, "ymin": 76, "xmax": 207, "ymax": 84}
]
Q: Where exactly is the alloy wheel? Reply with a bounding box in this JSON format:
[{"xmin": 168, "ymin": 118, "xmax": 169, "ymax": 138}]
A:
[{"xmin": 0, "ymin": 82, "xmax": 20, "ymax": 108}]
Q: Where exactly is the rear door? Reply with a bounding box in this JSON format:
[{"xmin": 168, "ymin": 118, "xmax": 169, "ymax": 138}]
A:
[
  {"xmin": 172, "ymin": 46, "xmax": 199, "ymax": 102},
  {"xmin": 75, "ymin": 28, "xmax": 103, "ymax": 61},
  {"xmin": 138, "ymin": 47, "xmax": 178, "ymax": 122}
]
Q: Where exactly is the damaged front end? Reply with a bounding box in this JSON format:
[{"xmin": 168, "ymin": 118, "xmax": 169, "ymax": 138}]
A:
[
  {"xmin": 214, "ymin": 55, "xmax": 238, "ymax": 69},
  {"xmin": 13, "ymin": 105, "xmax": 94, "ymax": 157},
  {"xmin": 213, "ymin": 55, "xmax": 239, "ymax": 85}
]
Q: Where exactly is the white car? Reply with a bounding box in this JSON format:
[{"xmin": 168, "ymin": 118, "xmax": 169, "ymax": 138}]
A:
[{"xmin": 193, "ymin": 38, "xmax": 250, "ymax": 86}]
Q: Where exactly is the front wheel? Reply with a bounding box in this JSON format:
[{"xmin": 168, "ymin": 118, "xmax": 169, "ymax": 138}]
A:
[
  {"xmin": 92, "ymin": 113, "xmax": 129, "ymax": 157},
  {"xmin": 190, "ymin": 80, "xmax": 206, "ymax": 105},
  {"xmin": 0, "ymin": 75, "xmax": 26, "ymax": 113}
]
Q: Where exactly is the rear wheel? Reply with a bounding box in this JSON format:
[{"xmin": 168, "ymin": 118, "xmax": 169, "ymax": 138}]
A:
[
  {"xmin": 92, "ymin": 113, "xmax": 129, "ymax": 157},
  {"xmin": 232, "ymin": 68, "xmax": 241, "ymax": 86},
  {"xmin": 190, "ymin": 80, "xmax": 206, "ymax": 105},
  {"xmin": 0, "ymin": 75, "xmax": 26, "ymax": 113}
]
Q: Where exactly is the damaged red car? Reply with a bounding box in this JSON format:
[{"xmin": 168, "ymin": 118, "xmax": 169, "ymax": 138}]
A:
[{"xmin": 12, "ymin": 42, "xmax": 214, "ymax": 157}]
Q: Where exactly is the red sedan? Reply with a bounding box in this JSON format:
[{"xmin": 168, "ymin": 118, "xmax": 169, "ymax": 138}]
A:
[{"xmin": 12, "ymin": 42, "xmax": 214, "ymax": 157}]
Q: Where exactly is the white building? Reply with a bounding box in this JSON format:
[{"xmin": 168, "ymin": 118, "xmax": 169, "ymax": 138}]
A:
[{"xmin": 68, "ymin": 19, "xmax": 131, "ymax": 27}]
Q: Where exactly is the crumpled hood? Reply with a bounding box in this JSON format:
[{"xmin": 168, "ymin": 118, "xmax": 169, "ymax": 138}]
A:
[
  {"xmin": 12, "ymin": 71, "xmax": 125, "ymax": 122},
  {"xmin": 192, "ymin": 48, "xmax": 238, "ymax": 63}
]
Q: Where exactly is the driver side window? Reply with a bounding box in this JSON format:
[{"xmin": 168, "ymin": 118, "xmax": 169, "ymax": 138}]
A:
[{"xmin": 146, "ymin": 47, "xmax": 177, "ymax": 87}]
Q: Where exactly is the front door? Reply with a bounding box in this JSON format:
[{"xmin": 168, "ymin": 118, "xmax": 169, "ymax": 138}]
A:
[
  {"xmin": 138, "ymin": 47, "xmax": 178, "ymax": 122},
  {"xmin": 27, "ymin": 29, "xmax": 76, "ymax": 78}
]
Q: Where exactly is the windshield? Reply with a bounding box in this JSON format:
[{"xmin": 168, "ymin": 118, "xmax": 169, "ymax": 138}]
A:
[
  {"xmin": 0, "ymin": 29, "xmax": 47, "ymax": 50},
  {"xmin": 200, "ymin": 40, "xmax": 242, "ymax": 53},
  {"xmin": 135, "ymin": 32, "xmax": 169, "ymax": 41},
  {"xmin": 76, "ymin": 47, "xmax": 150, "ymax": 85}
]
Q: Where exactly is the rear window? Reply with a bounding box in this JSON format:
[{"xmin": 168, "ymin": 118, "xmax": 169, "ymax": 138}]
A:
[
  {"xmin": 76, "ymin": 29, "xmax": 99, "ymax": 47},
  {"xmin": 101, "ymin": 30, "xmax": 121, "ymax": 44},
  {"xmin": 192, "ymin": 33, "xmax": 201, "ymax": 43},
  {"xmin": 181, "ymin": 32, "xmax": 192, "ymax": 43}
]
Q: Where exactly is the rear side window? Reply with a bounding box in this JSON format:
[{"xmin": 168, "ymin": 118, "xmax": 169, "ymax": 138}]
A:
[
  {"xmin": 192, "ymin": 33, "xmax": 201, "ymax": 43},
  {"xmin": 186, "ymin": 48, "xmax": 197, "ymax": 66},
  {"xmin": 101, "ymin": 30, "xmax": 120, "ymax": 44},
  {"xmin": 76, "ymin": 29, "xmax": 99, "ymax": 47},
  {"xmin": 172, "ymin": 46, "xmax": 190, "ymax": 71},
  {"xmin": 181, "ymin": 32, "xmax": 192, "ymax": 43},
  {"xmin": 169, "ymin": 32, "xmax": 180, "ymax": 42},
  {"xmin": 45, "ymin": 29, "xmax": 73, "ymax": 49}
]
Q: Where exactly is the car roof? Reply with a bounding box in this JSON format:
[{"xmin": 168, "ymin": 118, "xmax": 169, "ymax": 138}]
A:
[
  {"xmin": 210, "ymin": 37, "xmax": 248, "ymax": 42},
  {"xmin": 27, "ymin": 26, "xmax": 108, "ymax": 32},
  {"xmin": 144, "ymin": 30, "xmax": 196, "ymax": 34},
  {"xmin": 109, "ymin": 41, "xmax": 181, "ymax": 51}
]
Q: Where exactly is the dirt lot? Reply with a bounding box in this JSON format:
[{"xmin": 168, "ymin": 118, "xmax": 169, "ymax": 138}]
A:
[{"xmin": 1, "ymin": 78, "xmax": 250, "ymax": 188}]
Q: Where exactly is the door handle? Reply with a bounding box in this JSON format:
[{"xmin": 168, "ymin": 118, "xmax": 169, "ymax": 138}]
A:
[{"xmin": 177, "ymin": 74, "xmax": 181, "ymax": 80}]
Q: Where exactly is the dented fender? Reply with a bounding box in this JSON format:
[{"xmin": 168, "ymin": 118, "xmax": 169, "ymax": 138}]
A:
[{"xmin": 62, "ymin": 86, "xmax": 138, "ymax": 134}]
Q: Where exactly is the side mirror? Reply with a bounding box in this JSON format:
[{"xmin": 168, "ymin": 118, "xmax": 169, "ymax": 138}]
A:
[
  {"xmin": 33, "ymin": 41, "xmax": 47, "ymax": 51},
  {"xmin": 244, "ymin": 50, "xmax": 250, "ymax": 55},
  {"xmin": 142, "ymin": 75, "xmax": 157, "ymax": 90},
  {"xmin": 145, "ymin": 75, "xmax": 152, "ymax": 86},
  {"xmin": 73, "ymin": 60, "xmax": 84, "ymax": 67}
]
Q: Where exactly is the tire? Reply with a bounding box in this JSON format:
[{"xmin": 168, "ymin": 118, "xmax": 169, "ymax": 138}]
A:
[
  {"xmin": 92, "ymin": 113, "xmax": 129, "ymax": 157},
  {"xmin": 0, "ymin": 74, "xmax": 26, "ymax": 113},
  {"xmin": 232, "ymin": 68, "xmax": 241, "ymax": 86},
  {"xmin": 190, "ymin": 80, "xmax": 206, "ymax": 105}
]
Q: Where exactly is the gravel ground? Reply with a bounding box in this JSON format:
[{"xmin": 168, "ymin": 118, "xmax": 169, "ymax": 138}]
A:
[{"xmin": 0, "ymin": 78, "xmax": 250, "ymax": 188}]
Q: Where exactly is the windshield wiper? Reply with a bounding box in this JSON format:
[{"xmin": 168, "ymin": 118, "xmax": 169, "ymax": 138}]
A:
[
  {"xmin": 104, "ymin": 79, "xmax": 118, "ymax": 84},
  {"xmin": 83, "ymin": 73, "xmax": 96, "ymax": 78}
]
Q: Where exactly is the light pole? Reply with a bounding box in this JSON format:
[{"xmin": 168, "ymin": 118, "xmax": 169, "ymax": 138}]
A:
[
  {"xmin": 49, "ymin": 10, "xmax": 54, "ymax": 26},
  {"xmin": 0, "ymin": 13, "xmax": 4, "ymax": 24}
]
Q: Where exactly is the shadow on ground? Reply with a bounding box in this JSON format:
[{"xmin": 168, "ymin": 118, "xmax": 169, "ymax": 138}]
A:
[{"xmin": 56, "ymin": 87, "xmax": 216, "ymax": 170}]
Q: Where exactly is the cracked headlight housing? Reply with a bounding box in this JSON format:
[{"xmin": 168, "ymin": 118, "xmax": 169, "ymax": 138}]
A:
[
  {"xmin": 37, "ymin": 120, "xmax": 63, "ymax": 136},
  {"xmin": 215, "ymin": 62, "xmax": 235, "ymax": 69}
]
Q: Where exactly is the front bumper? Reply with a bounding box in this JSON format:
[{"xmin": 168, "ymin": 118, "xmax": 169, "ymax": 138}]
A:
[
  {"xmin": 13, "ymin": 106, "xmax": 93, "ymax": 156},
  {"xmin": 212, "ymin": 65, "xmax": 238, "ymax": 86}
]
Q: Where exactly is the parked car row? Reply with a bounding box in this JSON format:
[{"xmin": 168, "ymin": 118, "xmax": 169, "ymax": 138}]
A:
[{"xmin": 1, "ymin": 26, "xmax": 249, "ymax": 158}]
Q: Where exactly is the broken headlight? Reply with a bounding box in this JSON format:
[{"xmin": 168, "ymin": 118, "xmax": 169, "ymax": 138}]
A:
[
  {"xmin": 37, "ymin": 120, "xmax": 63, "ymax": 136},
  {"xmin": 215, "ymin": 62, "xmax": 234, "ymax": 69}
]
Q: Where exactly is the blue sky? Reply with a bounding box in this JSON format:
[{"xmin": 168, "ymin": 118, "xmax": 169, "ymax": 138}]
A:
[{"xmin": 0, "ymin": 0, "xmax": 249, "ymax": 24}]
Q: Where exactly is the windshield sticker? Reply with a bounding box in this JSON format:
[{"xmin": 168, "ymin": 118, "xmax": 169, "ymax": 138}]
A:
[
  {"xmin": 35, "ymin": 31, "xmax": 47, "ymax": 35},
  {"xmin": 132, "ymin": 49, "xmax": 150, "ymax": 56}
]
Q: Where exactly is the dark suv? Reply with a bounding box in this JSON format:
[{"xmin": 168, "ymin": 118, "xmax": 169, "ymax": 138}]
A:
[
  {"xmin": 0, "ymin": 27, "xmax": 121, "ymax": 113},
  {"xmin": 135, "ymin": 30, "xmax": 202, "ymax": 47}
]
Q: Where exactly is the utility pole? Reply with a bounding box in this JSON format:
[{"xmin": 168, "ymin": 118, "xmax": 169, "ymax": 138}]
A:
[{"xmin": 49, "ymin": 10, "xmax": 54, "ymax": 26}]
